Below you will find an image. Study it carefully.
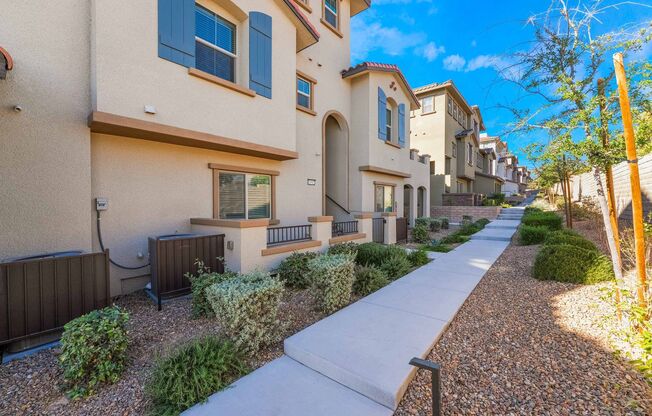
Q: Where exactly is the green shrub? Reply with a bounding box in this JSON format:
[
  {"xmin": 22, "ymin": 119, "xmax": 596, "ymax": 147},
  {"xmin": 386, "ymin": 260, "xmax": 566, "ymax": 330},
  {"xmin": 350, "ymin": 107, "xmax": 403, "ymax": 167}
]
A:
[
  {"xmin": 277, "ymin": 251, "xmax": 318, "ymax": 289},
  {"xmin": 474, "ymin": 218, "xmax": 491, "ymax": 228},
  {"xmin": 421, "ymin": 243, "xmax": 453, "ymax": 253},
  {"xmin": 462, "ymin": 215, "xmax": 473, "ymax": 223},
  {"xmin": 328, "ymin": 242, "xmax": 359, "ymax": 257},
  {"xmin": 188, "ymin": 262, "xmax": 237, "ymax": 318},
  {"xmin": 522, "ymin": 212, "xmax": 563, "ymax": 230},
  {"xmin": 206, "ymin": 271, "xmax": 284, "ymax": 354},
  {"xmin": 380, "ymin": 250, "xmax": 412, "ymax": 280},
  {"xmin": 458, "ymin": 222, "xmax": 482, "ymax": 236},
  {"xmin": 146, "ymin": 336, "xmax": 248, "ymax": 416},
  {"xmin": 483, "ymin": 198, "xmax": 498, "ymax": 206},
  {"xmin": 533, "ymin": 244, "xmax": 614, "ymax": 284},
  {"xmin": 407, "ymin": 249, "xmax": 429, "ymax": 267},
  {"xmin": 440, "ymin": 233, "xmax": 470, "ymax": 244},
  {"xmin": 428, "ymin": 219, "xmax": 442, "ymax": 232},
  {"xmin": 414, "ymin": 217, "xmax": 431, "ymax": 228},
  {"xmin": 438, "ymin": 217, "xmax": 450, "ymax": 229},
  {"xmin": 412, "ymin": 224, "xmax": 430, "ymax": 244},
  {"xmin": 356, "ymin": 242, "xmax": 387, "ymax": 267},
  {"xmin": 524, "ymin": 206, "xmax": 543, "ymax": 215},
  {"xmin": 308, "ymin": 254, "xmax": 356, "ymax": 314},
  {"xmin": 59, "ymin": 306, "xmax": 129, "ymax": 398},
  {"xmin": 353, "ymin": 265, "xmax": 389, "ymax": 296},
  {"xmin": 518, "ymin": 225, "xmax": 549, "ymax": 245},
  {"xmin": 544, "ymin": 232, "xmax": 598, "ymax": 252}
]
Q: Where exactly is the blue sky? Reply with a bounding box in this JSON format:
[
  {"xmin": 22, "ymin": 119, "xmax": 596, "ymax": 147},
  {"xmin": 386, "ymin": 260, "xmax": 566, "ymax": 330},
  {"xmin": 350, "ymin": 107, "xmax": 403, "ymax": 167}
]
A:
[{"xmin": 350, "ymin": 1, "xmax": 652, "ymax": 168}]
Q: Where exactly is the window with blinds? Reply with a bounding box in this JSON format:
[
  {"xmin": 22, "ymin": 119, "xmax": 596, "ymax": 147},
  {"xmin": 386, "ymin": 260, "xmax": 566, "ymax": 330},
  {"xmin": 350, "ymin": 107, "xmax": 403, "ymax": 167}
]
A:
[
  {"xmin": 195, "ymin": 5, "xmax": 236, "ymax": 82},
  {"xmin": 218, "ymin": 172, "xmax": 271, "ymax": 220},
  {"xmin": 374, "ymin": 185, "xmax": 394, "ymax": 213},
  {"xmin": 324, "ymin": 0, "xmax": 338, "ymax": 28},
  {"xmin": 297, "ymin": 76, "xmax": 312, "ymax": 109}
]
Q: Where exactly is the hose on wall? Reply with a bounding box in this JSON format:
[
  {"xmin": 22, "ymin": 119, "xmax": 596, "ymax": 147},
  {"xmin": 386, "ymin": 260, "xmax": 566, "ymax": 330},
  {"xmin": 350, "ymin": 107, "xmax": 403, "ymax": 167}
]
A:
[{"xmin": 96, "ymin": 211, "xmax": 150, "ymax": 270}]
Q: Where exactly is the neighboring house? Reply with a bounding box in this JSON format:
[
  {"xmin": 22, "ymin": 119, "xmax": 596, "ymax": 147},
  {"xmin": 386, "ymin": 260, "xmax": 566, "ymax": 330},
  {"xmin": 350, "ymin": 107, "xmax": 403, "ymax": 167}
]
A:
[
  {"xmin": 474, "ymin": 148, "xmax": 504, "ymax": 196},
  {"xmin": 480, "ymin": 134, "xmax": 521, "ymax": 196},
  {"xmin": 516, "ymin": 166, "xmax": 531, "ymax": 193},
  {"xmin": 1, "ymin": 0, "xmax": 429, "ymax": 297},
  {"xmin": 410, "ymin": 81, "xmax": 486, "ymax": 207}
]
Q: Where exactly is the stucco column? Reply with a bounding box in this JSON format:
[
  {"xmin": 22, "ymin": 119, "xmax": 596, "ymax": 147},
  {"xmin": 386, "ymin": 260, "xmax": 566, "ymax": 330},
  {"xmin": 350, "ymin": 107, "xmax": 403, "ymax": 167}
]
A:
[
  {"xmin": 190, "ymin": 218, "xmax": 268, "ymax": 273},
  {"xmin": 308, "ymin": 216, "xmax": 333, "ymax": 252},
  {"xmin": 354, "ymin": 212, "xmax": 374, "ymax": 243},
  {"xmin": 382, "ymin": 212, "xmax": 397, "ymax": 245}
]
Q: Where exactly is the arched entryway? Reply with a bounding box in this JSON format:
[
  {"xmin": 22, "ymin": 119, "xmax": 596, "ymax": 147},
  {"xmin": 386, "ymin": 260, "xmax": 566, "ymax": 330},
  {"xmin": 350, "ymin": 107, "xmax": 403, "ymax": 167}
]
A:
[
  {"xmin": 322, "ymin": 111, "xmax": 349, "ymax": 217},
  {"xmin": 403, "ymin": 185, "xmax": 413, "ymax": 224},
  {"xmin": 417, "ymin": 186, "xmax": 427, "ymax": 218}
]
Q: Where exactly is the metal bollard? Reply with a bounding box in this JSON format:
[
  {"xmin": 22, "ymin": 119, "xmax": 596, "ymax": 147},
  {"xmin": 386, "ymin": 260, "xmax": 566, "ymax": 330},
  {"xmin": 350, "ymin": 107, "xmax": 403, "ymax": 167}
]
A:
[{"xmin": 409, "ymin": 357, "xmax": 441, "ymax": 416}]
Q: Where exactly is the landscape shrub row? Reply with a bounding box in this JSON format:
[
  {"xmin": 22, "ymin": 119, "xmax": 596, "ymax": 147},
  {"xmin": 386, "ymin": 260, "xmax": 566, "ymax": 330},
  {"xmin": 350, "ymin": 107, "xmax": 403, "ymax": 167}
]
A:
[{"xmin": 518, "ymin": 210, "xmax": 564, "ymax": 245}]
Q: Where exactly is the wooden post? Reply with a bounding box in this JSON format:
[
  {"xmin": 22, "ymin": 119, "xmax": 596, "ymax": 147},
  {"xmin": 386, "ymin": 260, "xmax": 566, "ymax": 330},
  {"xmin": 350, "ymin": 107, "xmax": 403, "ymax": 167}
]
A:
[
  {"xmin": 613, "ymin": 53, "xmax": 648, "ymax": 310},
  {"xmin": 598, "ymin": 77, "xmax": 623, "ymax": 319}
]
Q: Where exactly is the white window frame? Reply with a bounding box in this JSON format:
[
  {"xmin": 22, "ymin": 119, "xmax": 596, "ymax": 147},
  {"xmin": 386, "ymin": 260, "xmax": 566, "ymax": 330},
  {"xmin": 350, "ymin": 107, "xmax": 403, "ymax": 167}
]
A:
[
  {"xmin": 467, "ymin": 143, "xmax": 473, "ymax": 165},
  {"xmin": 324, "ymin": 0, "xmax": 338, "ymax": 29},
  {"xmin": 386, "ymin": 108, "xmax": 392, "ymax": 141},
  {"xmin": 421, "ymin": 96, "xmax": 434, "ymax": 114},
  {"xmin": 297, "ymin": 76, "xmax": 312, "ymax": 109},
  {"xmin": 452, "ymin": 142, "xmax": 457, "ymax": 158}
]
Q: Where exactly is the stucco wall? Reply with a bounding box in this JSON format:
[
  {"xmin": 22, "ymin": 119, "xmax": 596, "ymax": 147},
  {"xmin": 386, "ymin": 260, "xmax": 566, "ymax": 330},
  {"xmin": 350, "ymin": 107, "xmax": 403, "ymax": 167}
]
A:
[
  {"xmin": 92, "ymin": 0, "xmax": 298, "ymax": 152},
  {"xmin": 0, "ymin": 1, "xmax": 92, "ymax": 260}
]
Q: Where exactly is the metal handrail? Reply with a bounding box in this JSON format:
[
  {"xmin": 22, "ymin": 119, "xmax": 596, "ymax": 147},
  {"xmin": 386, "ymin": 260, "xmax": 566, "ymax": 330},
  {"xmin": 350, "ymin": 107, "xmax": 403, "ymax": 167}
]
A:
[
  {"xmin": 332, "ymin": 220, "xmax": 358, "ymax": 236},
  {"xmin": 267, "ymin": 224, "xmax": 312, "ymax": 246}
]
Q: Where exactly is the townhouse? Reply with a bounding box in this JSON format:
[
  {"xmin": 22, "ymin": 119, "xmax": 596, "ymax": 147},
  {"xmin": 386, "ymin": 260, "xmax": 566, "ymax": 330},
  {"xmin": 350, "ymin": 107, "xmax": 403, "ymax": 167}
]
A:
[
  {"xmin": 1, "ymin": 0, "xmax": 429, "ymax": 297},
  {"xmin": 479, "ymin": 134, "xmax": 528, "ymax": 196},
  {"xmin": 410, "ymin": 80, "xmax": 487, "ymax": 207}
]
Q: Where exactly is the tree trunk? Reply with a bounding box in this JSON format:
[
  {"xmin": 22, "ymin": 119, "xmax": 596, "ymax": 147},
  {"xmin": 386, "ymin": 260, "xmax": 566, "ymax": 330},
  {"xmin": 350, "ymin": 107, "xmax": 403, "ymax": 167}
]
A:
[{"xmin": 593, "ymin": 167, "xmax": 625, "ymax": 313}]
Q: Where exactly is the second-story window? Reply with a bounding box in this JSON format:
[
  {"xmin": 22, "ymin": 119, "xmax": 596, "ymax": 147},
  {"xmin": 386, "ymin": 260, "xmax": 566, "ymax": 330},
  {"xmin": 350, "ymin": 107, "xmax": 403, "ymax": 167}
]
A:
[
  {"xmin": 386, "ymin": 108, "xmax": 392, "ymax": 141},
  {"xmin": 447, "ymin": 96, "xmax": 452, "ymax": 115},
  {"xmin": 195, "ymin": 5, "xmax": 237, "ymax": 82},
  {"xmin": 324, "ymin": 0, "xmax": 338, "ymax": 29},
  {"xmin": 452, "ymin": 142, "xmax": 457, "ymax": 157},
  {"xmin": 297, "ymin": 76, "xmax": 313, "ymax": 110},
  {"xmin": 421, "ymin": 96, "xmax": 434, "ymax": 113},
  {"xmin": 467, "ymin": 143, "xmax": 473, "ymax": 165}
]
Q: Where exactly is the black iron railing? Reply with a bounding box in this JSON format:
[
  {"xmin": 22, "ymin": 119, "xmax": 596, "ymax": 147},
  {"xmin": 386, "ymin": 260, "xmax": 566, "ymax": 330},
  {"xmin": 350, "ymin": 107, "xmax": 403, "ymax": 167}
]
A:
[
  {"xmin": 332, "ymin": 220, "xmax": 358, "ymax": 236},
  {"xmin": 267, "ymin": 225, "xmax": 312, "ymax": 246}
]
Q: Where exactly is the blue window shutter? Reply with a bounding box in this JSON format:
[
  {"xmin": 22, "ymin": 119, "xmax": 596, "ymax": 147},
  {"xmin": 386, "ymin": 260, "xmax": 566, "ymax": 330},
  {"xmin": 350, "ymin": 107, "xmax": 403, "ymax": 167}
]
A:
[
  {"xmin": 378, "ymin": 87, "xmax": 387, "ymax": 140},
  {"xmin": 249, "ymin": 12, "xmax": 272, "ymax": 98},
  {"xmin": 158, "ymin": 0, "xmax": 195, "ymax": 67},
  {"xmin": 398, "ymin": 103, "xmax": 406, "ymax": 147}
]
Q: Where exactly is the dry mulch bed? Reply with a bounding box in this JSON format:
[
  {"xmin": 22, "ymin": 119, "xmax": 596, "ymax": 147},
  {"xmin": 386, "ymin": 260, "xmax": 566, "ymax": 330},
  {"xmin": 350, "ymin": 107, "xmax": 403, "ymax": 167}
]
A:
[
  {"xmin": 395, "ymin": 242, "xmax": 652, "ymax": 415},
  {"xmin": 0, "ymin": 289, "xmax": 325, "ymax": 416}
]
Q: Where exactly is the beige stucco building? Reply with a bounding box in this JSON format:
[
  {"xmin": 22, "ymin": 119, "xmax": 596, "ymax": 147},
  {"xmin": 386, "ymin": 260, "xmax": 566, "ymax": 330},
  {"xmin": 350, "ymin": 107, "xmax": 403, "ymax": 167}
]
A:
[
  {"xmin": 1, "ymin": 0, "xmax": 429, "ymax": 296},
  {"xmin": 409, "ymin": 81, "xmax": 487, "ymax": 207},
  {"xmin": 479, "ymin": 134, "xmax": 529, "ymax": 196}
]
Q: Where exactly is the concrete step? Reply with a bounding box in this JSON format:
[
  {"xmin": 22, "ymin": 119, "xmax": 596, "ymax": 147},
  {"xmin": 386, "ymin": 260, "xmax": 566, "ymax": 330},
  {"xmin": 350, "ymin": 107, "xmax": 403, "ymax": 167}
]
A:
[
  {"xmin": 497, "ymin": 214, "xmax": 523, "ymax": 220},
  {"xmin": 501, "ymin": 207, "xmax": 525, "ymax": 214},
  {"xmin": 485, "ymin": 220, "xmax": 521, "ymax": 229},
  {"xmin": 182, "ymin": 356, "xmax": 392, "ymax": 416},
  {"xmin": 470, "ymin": 228, "xmax": 517, "ymax": 241}
]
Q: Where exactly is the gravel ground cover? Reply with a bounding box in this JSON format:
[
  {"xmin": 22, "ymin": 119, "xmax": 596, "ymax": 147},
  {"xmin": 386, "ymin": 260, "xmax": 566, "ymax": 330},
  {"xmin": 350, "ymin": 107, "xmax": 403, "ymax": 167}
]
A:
[
  {"xmin": 0, "ymin": 289, "xmax": 325, "ymax": 416},
  {"xmin": 395, "ymin": 241, "xmax": 652, "ymax": 415}
]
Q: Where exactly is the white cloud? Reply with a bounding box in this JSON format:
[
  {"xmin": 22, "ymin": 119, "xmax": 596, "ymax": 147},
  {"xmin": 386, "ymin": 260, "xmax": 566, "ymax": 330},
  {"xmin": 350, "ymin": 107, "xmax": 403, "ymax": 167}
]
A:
[
  {"xmin": 465, "ymin": 54, "xmax": 506, "ymax": 71},
  {"xmin": 443, "ymin": 54, "xmax": 467, "ymax": 71},
  {"xmin": 427, "ymin": 6, "xmax": 438, "ymax": 15},
  {"xmin": 418, "ymin": 42, "xmax": 445, "ymax": 62},
  {"xmin": 351, "ymin": 17, "xmax": 427, "ymax": 60},
  {"xmin": 471, "ymin": 40, "xmax": 477, "ymax": 47}
]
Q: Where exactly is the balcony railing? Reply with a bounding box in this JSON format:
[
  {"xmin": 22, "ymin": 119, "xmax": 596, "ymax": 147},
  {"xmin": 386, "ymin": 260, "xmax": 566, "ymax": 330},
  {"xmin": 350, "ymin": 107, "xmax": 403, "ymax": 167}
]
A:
[
  {"xmin": 267, "ymin": 224, "xmax": 312, "ymax": 246},
  {"xmin": 332, "ymin": 220, "xmax": 358, "ymax": 236}
]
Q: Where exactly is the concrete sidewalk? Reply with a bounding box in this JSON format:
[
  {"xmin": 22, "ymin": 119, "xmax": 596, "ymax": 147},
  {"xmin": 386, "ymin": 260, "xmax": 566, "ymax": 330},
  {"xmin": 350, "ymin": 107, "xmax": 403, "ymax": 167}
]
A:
[{"xmin": 184, "ymin": 218, "xmax": 521, "ymax": 415}]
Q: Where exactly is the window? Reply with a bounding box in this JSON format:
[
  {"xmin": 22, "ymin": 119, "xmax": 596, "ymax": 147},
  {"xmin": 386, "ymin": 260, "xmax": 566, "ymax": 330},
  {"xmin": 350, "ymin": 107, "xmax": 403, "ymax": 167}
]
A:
[
  {"xmin": 445, "ymin": 158, "xmax": 451, "ymax": 174},
  {"xmin": 429, "ymin": 161, "xmax": 436, "ymax": 175},
  {"xmin": 374, "ymin": 185, "xmax": 394, "ymax": 212},
  {"xmin": 324, "ymin": 0, "xmax": 338, "ymax": 28},
  {"xmin": 453, "ymin": 104, "xmax": 458, "ymax": 121},
  {"xmin": 297, "ymin": 76, "xmax": 313, "ymax": 109},
  {"xmin": 386, "ymin": 108, "xmax": 392, "ymax": 141},
  {"xmin": 452, "ymin": 142, "xmax": 457, "ymax": 157},
  {"xmin": 421, "ymin": 96, "xmax": 434, "ymax": 113},
  {"xmin": 218, "ymin": 172, "xmax": 271, "ymax": 220},
  {"xmin": 474, "ymin": 120, "xmax": 479, "ymax": 137},
  {"xmin": 467, "ymin": 143, "xmax": 473, "ymax": 165},
  {"xmin": 195, "ymin": 5, "xmax": 237, "ymax": 82},
  {"xmin": 447, "ymin": 96, "xmax": 452, "ymax": 114},
  {"xmin": 457, "ymin": 181, "xmax": 465, "ymax": 193},
  {"xmin": 476, "ymin": 152, "xmax": 482, "ymax": 168}
]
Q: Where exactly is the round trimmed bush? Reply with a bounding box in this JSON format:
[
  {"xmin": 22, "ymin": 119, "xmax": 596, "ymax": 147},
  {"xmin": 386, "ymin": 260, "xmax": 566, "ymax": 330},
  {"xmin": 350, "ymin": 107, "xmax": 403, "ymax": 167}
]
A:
[
  {"xmin": 533, "ymin": 244, "xmax": 614, "ymax": 284},
  {"xmin": 438, "ymin": 217, "xmax": 450, "ymax": 229},
  {"xmin": 522, "ymin": 212, "xmax": 563, "ymax": 230},
  {"xmin": 309, "ymin": 254, "xmax": 356, "ymax": 313},
  {"xmin": 353, "ymin": 265, "xmax": 389, "ymax": 296},
  {"xmin": 407, "ymin": 249, "xmax": 429, "ymax": 267},
  {"xmin": 428, "ymin": 219, "xmax": 442, "ymax": 232},
  {"xmin": 355, "ymin": 242, "xmax": 387, "ymax": 266},
  {"xmin": 518, "ymin": 225, "xmax": 549, "ymax": 245},
  {"xmin": 474, "ymin": 218, "xmax": 490, "ymax": 228},
  {"xmin": 328, "ymin": 242, "xmax": 359, "ymax": 256},
  {"xmin": 380, "ymin": 250, "xmax": 412, "ymax": 280},
  {"xmin": 147, "ymin": 336, "xmax": 248, "ymax": 416},
  {"xmin": 277, "ymin": 251, "xmax": 318, "ymax": 289},
  {"xmin": 544, "ymin": 231, "xmax": 598, "ymax": 252},
  {"xmin": 59, "ymin": 306, "xmax": 129, "ymax": 398},
  {"xmin": 189, "ymin": 265, "xmax": 237, "ymax": 318},
  {"xmin": 412, "ymin": 224, "xmax": 430, "ymax": 243}
]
